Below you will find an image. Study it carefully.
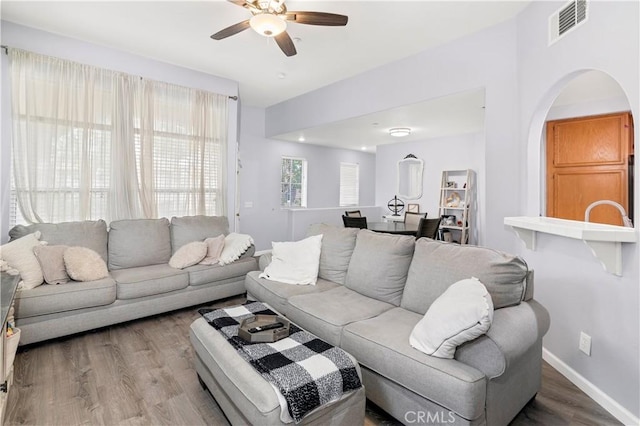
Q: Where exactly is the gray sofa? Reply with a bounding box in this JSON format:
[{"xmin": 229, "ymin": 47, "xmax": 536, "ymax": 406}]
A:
[
  {"xmin": 245, "ymin": 224, "xmax": 550, "ymax": 426},
  {"xmin": 10, "ymin": 215, "xmax": 258, "ymax": 345}
]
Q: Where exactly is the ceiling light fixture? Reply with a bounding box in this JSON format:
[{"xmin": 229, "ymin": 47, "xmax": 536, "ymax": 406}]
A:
[
  {"xmin": 250, "ymin": 13, "xmax": 287, "ymax": 37},
  {"xmin": 298, "ymin": 136, "xmax": 305, "ymax": 142},
  {"xmin": 389, "ymin": 127, "xmax": 411, "ymax": 137}
]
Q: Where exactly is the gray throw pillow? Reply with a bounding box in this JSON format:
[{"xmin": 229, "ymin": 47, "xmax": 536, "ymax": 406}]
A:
[{"xmin": 33, "ymin": 245, "xmax": 70, "ymax": 285}]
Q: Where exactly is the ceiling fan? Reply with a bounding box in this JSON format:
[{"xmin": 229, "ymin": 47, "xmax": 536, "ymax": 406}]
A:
[{"xmin": 211, "ymin": 0, "xmax": 348, "ymax": 57}]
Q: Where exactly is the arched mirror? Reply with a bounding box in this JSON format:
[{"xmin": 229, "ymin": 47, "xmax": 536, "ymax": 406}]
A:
[
  {"xmin": 397, "ymin": 154, "xmax": 424, "ymax": 199},
  {"xmin": 544, "ymin": 70, "xmax": 634, "ymax": 227}
]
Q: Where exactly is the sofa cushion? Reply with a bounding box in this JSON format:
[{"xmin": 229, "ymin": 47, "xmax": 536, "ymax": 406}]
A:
[
  {"xmin": 170, "ymin": 215, "xmax": 229, "ymax": 254},
  {"xmin": 341, "ymin": 307, "xmax": 486, "ymax": 421},
  {"xmin": 285, "ymin": 286, "xmax": 394, "ymax": 346},
  {"xmin": 9, "ymin": 220, "xmax": 109, "ymax": 263},
  {"xmin": 108, "ymin": 218, "xmax": 171, "ymax": 270},
  {"xmin": 110, "ymin": 264, "xmax": 188, "ymax": 299},
  {"xmin": 14, "ymin": 277, "xmax": 116, "ymax": 318},
  {"xmin": 344, "ymin": 230, "xmax": 415, "ymax": 306},
  {"xmin": 307, "ymin": 223, "xmax": 359, "ymax": 285},
  {"xmin": 401, "ymin": 239, "xmax": 528, "ymax": 314},
  {"xmin": 244, "ymin": 271, "xmax": 340, "ymax": 315},
  {"xmin": 410, "ymin": 278, "xmax": 494, "ymax": 359},
  {"xmin": 33, "ymin": 245, "xmax": 70, "ymax": 285},
  {"xmin": 185, "ymin": 257, "xmax": 258, "ymax": 286}
]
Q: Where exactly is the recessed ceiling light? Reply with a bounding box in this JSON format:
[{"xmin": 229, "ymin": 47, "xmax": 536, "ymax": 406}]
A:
[
  {"xmin": 361, "ymin": 147, "xmax": 367, "ymax": 151},
  {"xmin": 277, "ymin": 72, "xmax": 286, "ymax": 79},
  {"xmin": 298, "ymin": 136, "xmax": 305, "ymax": 142},
  {"xmin": 389, "ymin": 127, "xmax": 411, "ymax": 137},
  {"xmin": 293, "ymin": 37, "xmax": 302, "ymax": 44}
]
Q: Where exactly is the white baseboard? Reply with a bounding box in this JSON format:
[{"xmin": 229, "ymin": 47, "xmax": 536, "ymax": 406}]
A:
[{"xmin": 543, "ymin": 348, "xmax": 639, "ymax": 426}]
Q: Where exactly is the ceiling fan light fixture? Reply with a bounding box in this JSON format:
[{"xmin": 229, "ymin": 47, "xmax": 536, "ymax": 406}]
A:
[
  {"xmin": 389, "ymin": 127, "xmax": 411, "ymax": 137},
  {"xmin": 250, "ymin": 13, "xmax": 287, "ymax": 37}
]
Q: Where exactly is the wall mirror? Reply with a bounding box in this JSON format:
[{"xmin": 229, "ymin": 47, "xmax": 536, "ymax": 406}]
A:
[
  {"xmin": 543, "ymin": 70, "xmax": 634, "ymax": 227},
  {"xmin": 397, "ymin": 155, "xmax": 424, "ymax": 199}
]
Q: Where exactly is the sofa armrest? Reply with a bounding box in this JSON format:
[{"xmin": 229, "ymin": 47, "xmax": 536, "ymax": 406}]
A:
[
  {"xmin": 258, "ymin": 253, "xmax": 272, "ymax": 271},
  {"xmin": 455, "ymin": 300, "xmax": 550, "ymax": 379}
]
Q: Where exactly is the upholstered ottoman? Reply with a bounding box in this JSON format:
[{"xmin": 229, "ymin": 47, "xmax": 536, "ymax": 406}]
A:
[{"xmin": 190, "ymin": 316, "xmax": 366, "ymax": 425}]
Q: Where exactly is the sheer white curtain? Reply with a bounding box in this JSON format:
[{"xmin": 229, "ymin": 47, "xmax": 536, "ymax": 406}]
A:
[{"xmin": 9, "ymin": 49, "xmax": 228, "ymax": 224}]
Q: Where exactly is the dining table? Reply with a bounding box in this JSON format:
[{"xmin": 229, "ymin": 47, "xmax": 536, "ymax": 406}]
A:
[{"xmin": 367, "ymin": 221, "xmax": 418, "ymax": 236}]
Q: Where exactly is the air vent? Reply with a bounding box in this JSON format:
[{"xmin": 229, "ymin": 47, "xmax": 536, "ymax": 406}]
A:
[{"xmin": 549, "ymin": 0, "xmax": 588, "ymax": 45}]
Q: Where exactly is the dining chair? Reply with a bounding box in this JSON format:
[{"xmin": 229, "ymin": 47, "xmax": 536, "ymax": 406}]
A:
[
  {"xmin": 404, "ymin": 211, "xmax": 427, "ymax": 228},
  {"xmin": 416, "ymin": 217, "xmax": 442, "ymax": 240},
  {"xmin": 344, "ymin": 210, "xmax": 362, "ymax": 217},
  {"xmin": 342, "ymin": 215, "xmax": 368, "ymax": 229}
]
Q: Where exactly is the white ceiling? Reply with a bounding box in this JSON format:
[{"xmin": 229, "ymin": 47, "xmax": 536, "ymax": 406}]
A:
[
  {"xmin": 1, "ymin": 1, "xmax": 532, "ymax": 152},
  {"xmin": 1, "ymin": 0, "xmax": 530, "ymax": 108}
]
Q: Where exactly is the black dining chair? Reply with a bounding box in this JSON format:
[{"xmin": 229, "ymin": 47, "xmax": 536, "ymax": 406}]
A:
[
  {"xmin": 344, "ymin": 210, "xmax": 362, "ymax": 217},
  {"xmin": 342, "ymin": 215, "xmax": 368, "ymax": 229},
  {"xmin": 416, "ymin": 217, "xmax": 442, "ymax": 240},
  {"xmin": 404, "ymin": 211, "xmax": 427, "ymax": 228}
]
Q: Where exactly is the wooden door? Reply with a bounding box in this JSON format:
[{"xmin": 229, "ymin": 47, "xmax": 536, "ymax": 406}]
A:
[{"xmin": 546, "ymin": 112, "xmax": 633, "ymax": 226}]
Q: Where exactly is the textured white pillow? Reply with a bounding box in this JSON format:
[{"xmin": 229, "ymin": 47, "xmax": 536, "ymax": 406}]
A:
[
  {"xmin": 259, "ymin": 234, "xmax": 323, "ymax": 285},
  {"xmin": 0, "ymin": 232, "xmax": 44, "ymax": 290},
  {"xmin": 219, "ymin": 233, "xmax": 254, "ymax": 266},
  {"xmin": 200, "ymin": 235, "xmax": 226, "ymax": 265},
  {"xmin": 64, "ymin": 246, "xmax": 109, "ymax": 282},
  {"xmin": 169, "ymin": 241, "xmax": 208, "ymax": 269},
  {"xmin": 410, "ymin": 277, "xmax": 494, "ymax": 359}
]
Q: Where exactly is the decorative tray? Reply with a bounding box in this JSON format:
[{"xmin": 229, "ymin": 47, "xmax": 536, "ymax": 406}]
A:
[{"xmin": 238, "ymin": 314, "xmax": 290, "ymax": 343}]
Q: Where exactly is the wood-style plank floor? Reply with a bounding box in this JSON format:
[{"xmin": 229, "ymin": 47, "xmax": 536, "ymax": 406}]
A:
[{"xmin": 5, "ymin": 295, "xmax": 621, "ymax": 426}]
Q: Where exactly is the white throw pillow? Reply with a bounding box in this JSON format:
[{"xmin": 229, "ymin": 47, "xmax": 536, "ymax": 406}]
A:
[
  {"xmin": 64, "ymin": 246, "xmax": 109, "ymax": 282},
  {"xmin": 0, "ymin": 232, "xmax": 44, "ymax": 290},
  {"xmin": 219, "ymin": 233, "xmax": 254, "ymax": 266},
  {"xmin": 259, "ymin": 234, "xmax": 323, "ymax": 285},
  {"xmin": 200, "ymin": 235, "xmax": 226, "ymax": 265},
  {"xmin": 169, "ymin": 241, "xmax": 208, "ymax": 269},
  {"xmin": 409, "ymin": 277, "xmax": 494, "ymax": 359}
]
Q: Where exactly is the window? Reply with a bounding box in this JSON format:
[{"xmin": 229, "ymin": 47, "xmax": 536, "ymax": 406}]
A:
[
  {"xmin": 281, "ymin": 157, "xmax": 307, "ymax": 207},
  {"xmin": 339, "ymin": 162, "xmax": 359, "ymax": 207},
  {"xmin": 8, "ymin": 49, "xmax": 227, "ymax": 226}
]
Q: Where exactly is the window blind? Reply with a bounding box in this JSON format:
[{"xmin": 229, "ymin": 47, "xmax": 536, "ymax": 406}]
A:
[{"xmin": 340, "ymin": 162, "xmax": 359, "ymax": 207}]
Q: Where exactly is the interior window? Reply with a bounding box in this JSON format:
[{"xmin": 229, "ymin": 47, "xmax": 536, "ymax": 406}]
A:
[
  {"xmin": 339, "ymin": 162, "xmax": 359, "ymax": 207},
  {"xmin": 281, "ymin": 157, "xmax": 307, "ymax": 208}
]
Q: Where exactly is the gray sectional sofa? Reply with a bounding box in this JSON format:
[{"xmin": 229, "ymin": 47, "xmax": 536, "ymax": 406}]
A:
[
  {"xmin": 10, "ymin": 215, "xmax": 258, "ymax": 345},
  {"xmin": 245, "ymin": 224, "xmax": 550, "ymax": 426}
]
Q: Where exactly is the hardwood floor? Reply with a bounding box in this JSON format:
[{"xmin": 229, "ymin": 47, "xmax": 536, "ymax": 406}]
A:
[{"xmin": 5, "ymin": 296, "xmax": 622, "ymax": 426}]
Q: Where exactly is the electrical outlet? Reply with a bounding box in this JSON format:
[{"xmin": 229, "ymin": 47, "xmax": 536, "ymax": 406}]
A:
[{"xmin": 579, "ymin": 332, "xmax": 592, "ymax": 356}]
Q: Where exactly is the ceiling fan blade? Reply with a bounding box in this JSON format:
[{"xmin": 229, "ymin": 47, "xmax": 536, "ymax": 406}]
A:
[
  {"xmin": 284, "ymin": 11, "xmax": 348, "ymax": 26},
  {"xmin": 275, "ymin": 31, "xmax": 297, "ymax": 57},
  {"xmin": 211, "ymin": 20, "xmax": 251, "ymax": 40}
]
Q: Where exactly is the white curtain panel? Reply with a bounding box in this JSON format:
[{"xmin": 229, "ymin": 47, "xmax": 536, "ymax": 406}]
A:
[{"xmin": 9, "ymin": 49, "xmax": 228, "ymax": 224}]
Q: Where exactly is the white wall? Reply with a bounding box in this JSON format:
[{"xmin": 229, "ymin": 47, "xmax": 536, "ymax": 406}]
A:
[
  {"xmin": 265, "ymin": 2, "xmax": 640, "ymax": 422},
  {"xmin": 375, "ymin": 133, "xmax": 483, "ymax": 244},
  {"xmin": 266, "ymin": 19, "xmax": 521, "ymax": 254},
  {"xmin": 0, "ymin": 21, "xmax": 240, "ymax": 242},
  {"xmin": 237, "ymin": 106, "xmax": 376, "ymax": 250},
  {"xmin": 516, "ymin": 1, "xmax": 639, "ymax": 422}
]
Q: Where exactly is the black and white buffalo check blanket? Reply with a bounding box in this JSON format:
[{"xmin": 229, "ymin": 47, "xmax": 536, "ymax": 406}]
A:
[{"xmin": 198, "ymin": 301, "xmax": 362, "ymax": 423}]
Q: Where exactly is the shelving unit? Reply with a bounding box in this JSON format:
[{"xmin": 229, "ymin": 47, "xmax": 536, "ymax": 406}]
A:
[
  {"xmin": 0, "ymin": 273, "xmax": 20, "ymax": 423},
  {"xmin": 438, "ymin": 170, "xmax": 475, "ymax": 245}
]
